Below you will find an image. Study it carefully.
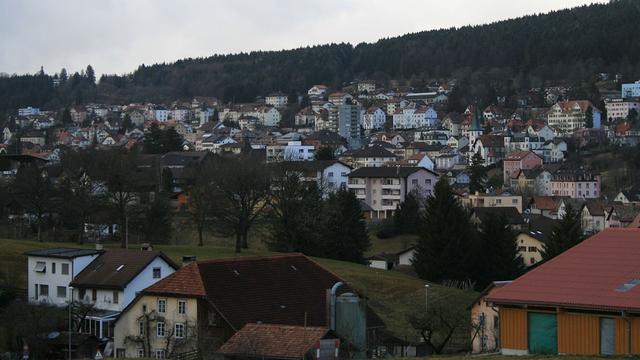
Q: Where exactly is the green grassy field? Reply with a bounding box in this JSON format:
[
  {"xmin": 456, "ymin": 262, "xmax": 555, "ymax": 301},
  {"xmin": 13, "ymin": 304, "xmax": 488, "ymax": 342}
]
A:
[{"xmin": 0, "ymin": 234, "xmax": 466, "ymax": 341}]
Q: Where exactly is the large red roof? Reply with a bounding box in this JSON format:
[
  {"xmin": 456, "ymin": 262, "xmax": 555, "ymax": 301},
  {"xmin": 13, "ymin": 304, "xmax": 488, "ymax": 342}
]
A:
[{"xmin": 488, "ymin": 228, "xmax": 640, "ymax": 312}]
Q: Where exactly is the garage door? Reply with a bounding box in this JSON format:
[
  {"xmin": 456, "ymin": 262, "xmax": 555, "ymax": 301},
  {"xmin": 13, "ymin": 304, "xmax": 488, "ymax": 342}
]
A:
[{"xmin": 528, "ymin": 312, "xmax": 558, "ymax": 354}]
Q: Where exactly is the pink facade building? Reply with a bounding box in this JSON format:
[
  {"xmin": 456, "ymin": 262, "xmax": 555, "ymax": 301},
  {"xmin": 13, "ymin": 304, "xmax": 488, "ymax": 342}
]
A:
[
  {"xmin": 503, "ymin": 151, "xmax": 543, "ymax": 184},
  {"xmin": 551, "ymin": 169, "xmax": 601, "ymax": 199}
]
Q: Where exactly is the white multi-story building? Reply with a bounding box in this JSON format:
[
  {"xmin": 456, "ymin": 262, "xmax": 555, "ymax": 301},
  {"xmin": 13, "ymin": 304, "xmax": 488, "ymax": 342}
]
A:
[
  {"xmin": 265, "ymin": 92, "xmax": 288, "ymax": 108},
  {"xmin": 547, "ymin": 100, "xmax": 601, "ymax": 133},
  {"xmin": 622, "ymin": 81, "xmax": 640, "ymax": 98},
  {"xmin": 605, "ymin": 98, "xmax": 640, "ymax": 120},
  {"xmin": 392, "ymin": 105, "xmax": 438, "ymax": 129},
  {"xmin": 308, "ymin": 85, "xmax": 328, "ymax": 98},
  {"xmin": 357, "ymin": 80, "xmax": 376, "ymax": 93},
  {"xmin": 267, "ymin": 141, "xmax": 315, "ymax": 162},
  {"xmin": 18, "ymin": 107, "xmax": 40, "ymax": 116},
  {"xmin": 362, "ymin": 107, "xmax": 386, "ymax": 130},
  {"xmin": 26, "ymin": 248, "xmax": 102, "ymax": 307}
]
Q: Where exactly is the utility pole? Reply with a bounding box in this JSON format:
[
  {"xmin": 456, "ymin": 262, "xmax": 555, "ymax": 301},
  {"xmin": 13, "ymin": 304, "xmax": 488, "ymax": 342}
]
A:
[{"xmin": 424, "ymin": 284, "xmax": 430, "ymax": 314}]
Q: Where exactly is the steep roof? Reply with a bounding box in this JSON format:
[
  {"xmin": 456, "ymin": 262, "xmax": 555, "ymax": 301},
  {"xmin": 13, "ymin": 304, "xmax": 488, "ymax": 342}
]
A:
[
  {"xmin": 70, "ymin": 249, "xmax": 178, "ymax": 290},
  {"xmin": 151, "ymin": 254, "xmax": 384, "ymax": 331},
  {"xmin": 471, "ymin": 207, "xmax": 524, "ymax": 225},
  {"xmin": 520, "ymin": 215, "xmax": 560, "ymax": 243},
  {"xmin": 505, "ymin": 150, "xmax": 541, "ymax": 162},
  {"xmin": 344, "ymin": 145, "xmax": 396, "ymax": 159},
  {"xmin": 217, "ymin": 323, "xmax": 331, "ymax": 359},
  {"xmin": 530, "ymin": 196, "xmax": 562, "ymax": 211},
  {"xmin": 489, "ymin": 229, "xmax": 640, "ymax": 312},
  {"xmin": 144, "ymin": 262, "xmax": 206, "ymax": 297}
]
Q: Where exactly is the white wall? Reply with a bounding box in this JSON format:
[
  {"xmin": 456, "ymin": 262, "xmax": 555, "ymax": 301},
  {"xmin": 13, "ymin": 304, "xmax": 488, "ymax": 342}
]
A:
[{"xmin": 28, "ymin": 254, "xmax": 99, "ymax": 306}]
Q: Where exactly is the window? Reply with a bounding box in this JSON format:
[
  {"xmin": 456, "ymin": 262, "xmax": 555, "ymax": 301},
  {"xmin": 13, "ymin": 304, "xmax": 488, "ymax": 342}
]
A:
[
  {"xmin": 79, "ymin": 288, "xmax": 86, "ymax": 300},
  {"xmin": 51, "ymin": 262, "xmax": 56, "ymax": 274},
  {"xmin": 34, "ymin": 261, "xmax": 46, "ymax": 273},
  {"xmin": 518, "ymin": 246, "xmax": 527, "ymax": 252},
  {"xmin": 175, "ymin": 323, "xmax": 185, "ymax": 338},
  {"xmin": 92, "ymin": 289, "xmax": 97, "ymax": 301},
  {"xmin": 341, "ymin": 172, "xmax": 347, "ymax": 177},
  {"xmin": 512, "ymin": 199, "xmax": 518, "ymax": 204},
  {"xmin": 116, "ymin": 349, "xmax": 126, "ymax": 358},
  {"xmin": 57, "ymin": 286, "xmax": 67, "ymax": 298},
  {"xmin": 113, "ymin": 291, "xmax": 119, "ymax": 304},
  {"xmin": 530, "ymin": 257, "xmax": 536, "ymax": 265},
  {"xmin": 178, "ymin": 300, "xmax": 187, "ymax": 315},
  {"xmin": 156, "ymin": 322, "xmax": 165, "ymax": 337},
  {"xmin": 425, "ymin": 179, "xmax": 432, "ymax": 185},
  {"xmin": 411, "ymin": 179, "xmax": 418, "ymax": 185},
  {"xmin": 154, "ymin": 349, "xmax": 166, "ymax": 359},
  {"xmin": 137, "ymin": 349, "xmax": 144, "ymax": 358},
  {"xmin": 142, "ymin": 304, "xmax": 147, "ymax": 313},
  {"xmin": 139, "ymin": 321, "xmax": 145, "ymax": 336},
  {"xmin": 153, "ymin": 267, "xmax": 161, "ymax": 279},
  {"xmin": 61, "ymin": 263, "xmax": 69, "ymax": 275},
  {"xmin": 528, "ymin": 247, "xmax": 537, "ymax": 252},
  {"xmin": 158, "ymin": 298, "xmax": 166, "ymax": 313},
  {"xmin": 328, "ymin": 172, "xmax": 334, "ymax": 177},
  {"xmin": 39, "ymin": 284, "xmax": 49, "ymax": 297}
]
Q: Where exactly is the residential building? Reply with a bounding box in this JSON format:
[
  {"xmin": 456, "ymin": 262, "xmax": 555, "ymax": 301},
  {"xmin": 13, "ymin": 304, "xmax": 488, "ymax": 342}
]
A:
[
  {"xmin": 471, "ymin": 207, "xmax": 525, "ymax": 231},
  {"xmin": 534, "ymin": 139, "xmax": 567, "ymax": 163},
  {"xmin": 295, "ymin": 107, "xmax": 318, "ymax": 127},
  {"xmin": 265, "ymin": 92, "xmax": 288, "ymax": 107},
  {"xmin": 307, "ymin": 85, "xmax": 328, "ymax": 98},
  {"xmin": 510, "ymin": 167, "xmax": 554, "ymax": 196},
  {"xmin": 622, "ymin": 80, "xmax": 640, "ymax": 97},
  {"xmin": 392, "ymin": 106, "xmax": 438, "ymax": 129},
  {"xmin": 471, "ymin": 135, "xmax": 505, "ymax": 165},
  {"xmin": 338, "ymin": 103, "xmax": 363, "ymax": 148},
  {"xmin": 357, "ymin": 80, "xmax": 376, "ymax": 93},
  {"xmin": 280, "ymin": 160, "xmax": 352, "ymax": 195},
  {"xmin": 550, "ymin": 169, "xmax": 601, "ymax": 199},
  {"xmin": 503, "ymin": 151, "xmax": 543, "ymax": 184},
  {"xmin": 21, "ymin": 131, "xmax": 47, "ymax": 146},
  {"xmin": 328, "ymin": 92, "xmax": 353, "ymax": 106},
  {"xmin": 70, "ymin": 249, "xmax": 178, "ymax": 339},
  {"xmin": 70, "ymin": 107, "xmax": 88, "ymax": 124},
  {"xmin": 606, "ymin": 204, "xmax": 640, "ymax": 229},
  {"xmin": 605, "ymin": 98, "xmax": 640, "ymax": 121},
  {"xmin": 266, "ymin": 141, "xmax": 315, "ymax": 162},
  {"xmin": 580, "ymin": 201, "xmax": 607, "ymax": 235},
  {"xmin": 347, "ymin": 167, "xmax": 438, "ymax": 219},
  {"xmin": 26, "ymin": 248, "xmax": 102, "ymax": 306},
  {"xmin": 516, "ymin": 215, "xmax": 559, "ymax": 267},
  {"xmin": 338, "ymin": 145, "xmax": 397, "ymax": 168},
  {"xmin": 363, "ymin": 107, "xmax": 386, "ymax": 130},
  {"xmin": 470, "ymin": 281, "xmax": 511, "ymax": 353},
  {"xmin": 547, "ymin": 100, "xmax": 602, "ymax": 133},
  {"xmin": 462, "ymin": 192, "xmax": 523, "ymax": 213},
  {"xmin": 614, "ymin": 187, "xmax": 640, "ymax": 205},
  {"xmin": 18, "ymin": 106, "xmax": 40, "ymax": 116},
  {"xmin": 113, "ymin": 254, "xmax": 384, "ymax": 358},
  {"xmin": 488, "ymin": 228, "xmax": 640, "ymax": 356}
]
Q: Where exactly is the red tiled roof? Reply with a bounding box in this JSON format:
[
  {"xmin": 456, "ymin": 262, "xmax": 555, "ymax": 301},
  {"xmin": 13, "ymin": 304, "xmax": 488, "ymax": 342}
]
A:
[
  {"xmin": 144, "ymin": 262, "xmax": 206, "ymax": 297},
  {"xmin": 531, "ymin": 196, "xmax": 561, "ymax": 211},
  {"xmin": 217, "ymin": 323, "xmax": 331, "ymax": 359},
  {"xmin": 488, "ymin": 229, "xmax": 640, "ymax": 312}
]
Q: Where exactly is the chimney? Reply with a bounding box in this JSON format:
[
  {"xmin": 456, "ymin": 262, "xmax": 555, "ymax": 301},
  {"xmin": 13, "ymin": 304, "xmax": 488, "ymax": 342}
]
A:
[
  {"xmin": 182, "ymin": 255, "xmax": 196, "ymax": 267},
  {"xmin": 95, "ymin": 243, "xmax": 103, "ymax": 251},
  {"xmin": 140, "ymin": 243, "xmax": 153, "ymax": 251}
]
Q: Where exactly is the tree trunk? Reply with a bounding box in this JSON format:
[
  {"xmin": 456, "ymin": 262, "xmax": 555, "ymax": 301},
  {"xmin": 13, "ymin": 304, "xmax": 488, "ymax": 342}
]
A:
[
  {"xmin": 241, "ymin": 230, "xmax": 249, "ymax": 249},
  {"xmin": 197, "ymin": 223, "xmax": 204, "ymax": 247},
  {"xmin": 37, "ymin": 215, "xmax": 42, "ymax": 242},
  {"xmin": 235, "ymin": 233, "xmax": 242, "ymax": 253}
]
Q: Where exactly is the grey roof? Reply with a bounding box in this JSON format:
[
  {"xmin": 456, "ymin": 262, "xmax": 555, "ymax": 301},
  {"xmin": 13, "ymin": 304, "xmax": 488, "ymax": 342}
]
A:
[
  {"xmin": 472, "ymin": 207, "xmax": 524, "ymax": 225},
  {"xmin": 344, "ymin": 145, "xmax": 396, "ymax": 158},
  {"xmin": 24, "ymin": 248, "xmax": 103, "ymax": 259},
  {"xmin": 521, "ymin": 215, "xmax": 560, "ymax": 243},
  {"xmin": 349, "ymin": 166, "xmax": 437, "ymax": 178}
]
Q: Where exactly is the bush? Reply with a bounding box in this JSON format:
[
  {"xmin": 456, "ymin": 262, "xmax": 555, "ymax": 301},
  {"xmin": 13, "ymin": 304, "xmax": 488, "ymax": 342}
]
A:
[{"xmin": 375, "ymin": 219, "xmax": 396, "ymax": 239}]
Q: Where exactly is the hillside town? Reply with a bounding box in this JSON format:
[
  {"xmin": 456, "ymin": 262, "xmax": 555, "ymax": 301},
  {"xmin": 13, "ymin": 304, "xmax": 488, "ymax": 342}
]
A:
[{"xmin": 5, "ymin": 0, "xmax": 640, "ymax": 359}]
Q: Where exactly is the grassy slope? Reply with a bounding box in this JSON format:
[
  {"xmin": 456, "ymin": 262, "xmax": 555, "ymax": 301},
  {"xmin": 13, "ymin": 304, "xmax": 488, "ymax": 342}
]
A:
[{"xmin": 0, "ymin": 236, "xmax": 471, "ymax": 341}]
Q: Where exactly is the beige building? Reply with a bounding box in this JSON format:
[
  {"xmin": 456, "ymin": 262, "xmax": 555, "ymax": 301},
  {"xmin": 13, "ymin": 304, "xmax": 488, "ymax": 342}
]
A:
[
  {"xmin": 547, "ymin": 100, "xmax": 601, "ymax": 133},
  {"xmin": 515, "ymin": 215, "xmax": 558, "ymax": 267},
  {"xmin": 462, "ymin": 192, "xmax": 523, "ymax": 213}
]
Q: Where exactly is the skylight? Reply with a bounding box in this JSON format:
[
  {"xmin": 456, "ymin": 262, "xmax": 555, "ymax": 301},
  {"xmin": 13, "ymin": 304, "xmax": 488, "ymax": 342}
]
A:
[
  {"xmin": 116, "ymin": 264, "xmax": 125, "ymax": 272},
  {"xmin": 616, "ymin": 279, "xmax": 640, "ymax": 292}
]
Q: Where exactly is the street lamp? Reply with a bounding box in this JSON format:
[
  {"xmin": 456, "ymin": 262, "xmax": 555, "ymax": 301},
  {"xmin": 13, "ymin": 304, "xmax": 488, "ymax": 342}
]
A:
[
  {"xmin": 424, "ymin": 284, "xmax": 430, "ymax": 314},
  {"xmin": 69, "ymin": 286, "xmax": 73, "ymax": 360}
]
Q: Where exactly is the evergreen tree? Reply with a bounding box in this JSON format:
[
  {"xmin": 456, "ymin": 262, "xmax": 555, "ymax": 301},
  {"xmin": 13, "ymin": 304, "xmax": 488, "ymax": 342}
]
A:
[
  {"xmin": 143, "ymin": 123, "xmax": 164, "ymax": 154},
  {"xmin": 315, "ymin": 147, "xmax": 335, "ymax": 160},
  {"xmin": 163, "ymin": 127, "xmax": 184, "ymax": 152},
  {"xmin": 394, "ymin": 192, "xmax": 422, "ymax": 235},
  {"xmin": 542, "ymin": 203, "xmax": 585, "ymax": 261},
  {"xmin": 323, "ymin": 190, "xmax": 370, "ymax": 264},
  {"xmin": 86, "ymin": 65, "xmax": 96, "ymax": 85},
  {"xmin": 413, "ymin": 178, "xmax": 476, "ymax": 282},
  {"xmin": 59, "ymin": 68, "xmax": 68, "ymax": 84},
  {"xmin": 474, "ymin": 213, "xmax": 524, "ymax": 288},
  {"xmin": 266, "ymin": 171, "xmax": 326, "ymax": 255},
  {"xmin": 468, "ymin": 152, "xmax": 488, "ymax": 194},
  {"xmin": 61, "ymin": 107, "xmax": 72, "ymax": 125},
  {"xmin": 584, "ymin": 106, "xmax": 594, "ymax": 128}
]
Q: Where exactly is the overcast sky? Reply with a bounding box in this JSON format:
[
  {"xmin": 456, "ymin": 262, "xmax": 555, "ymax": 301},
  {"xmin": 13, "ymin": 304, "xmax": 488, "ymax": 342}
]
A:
[{"xmin": 0, "ymin": 0, "xmax": 605, "ymax": 76}]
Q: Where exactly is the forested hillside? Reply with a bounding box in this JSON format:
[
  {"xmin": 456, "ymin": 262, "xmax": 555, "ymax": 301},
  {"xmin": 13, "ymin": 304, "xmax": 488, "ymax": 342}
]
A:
[{"xmin": 2, "ymin": 0, "xmax": 640, "ymax": 111}]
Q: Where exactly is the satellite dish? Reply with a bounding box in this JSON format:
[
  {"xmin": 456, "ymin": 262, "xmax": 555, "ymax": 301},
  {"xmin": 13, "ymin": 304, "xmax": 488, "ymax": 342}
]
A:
[{"xmin": 48, "ymin": 331, "xmax": 60, "ymax": 339}]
